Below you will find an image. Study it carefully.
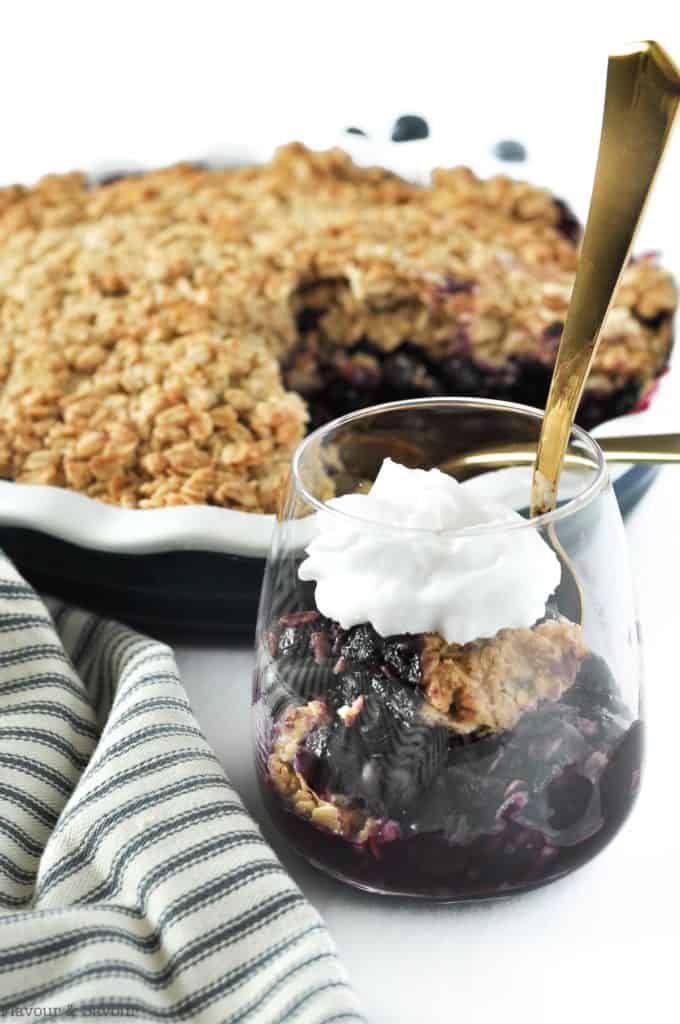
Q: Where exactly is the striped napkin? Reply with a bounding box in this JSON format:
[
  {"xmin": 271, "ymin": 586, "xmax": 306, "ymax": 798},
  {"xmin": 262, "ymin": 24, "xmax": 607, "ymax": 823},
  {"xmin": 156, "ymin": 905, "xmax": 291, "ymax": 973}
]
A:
[{"xmin": 0, "ymin": 553, "xmax": 363, "ymax": 1022}]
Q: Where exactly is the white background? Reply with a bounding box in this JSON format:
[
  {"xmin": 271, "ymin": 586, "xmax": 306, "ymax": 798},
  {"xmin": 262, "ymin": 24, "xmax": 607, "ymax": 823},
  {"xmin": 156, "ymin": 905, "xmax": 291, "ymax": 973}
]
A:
[
  {"xmin": 3, "ymin": 3, "xmax": 680, "ymax": 1021},
  {"xmin": 2, "ymin": 1, "xmax": 680, "ymax": 209}
]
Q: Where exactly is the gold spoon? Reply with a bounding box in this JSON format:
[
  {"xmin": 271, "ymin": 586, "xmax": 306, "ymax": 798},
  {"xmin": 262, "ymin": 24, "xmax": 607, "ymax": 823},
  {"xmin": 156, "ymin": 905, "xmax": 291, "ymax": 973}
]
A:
[
  {"xmin": 441, "ymin": 433, "xmax": 680, "ymax": 481},
  {"xmin": 531, "ymin": 41, "xmax": 680, "ymax": 516}
]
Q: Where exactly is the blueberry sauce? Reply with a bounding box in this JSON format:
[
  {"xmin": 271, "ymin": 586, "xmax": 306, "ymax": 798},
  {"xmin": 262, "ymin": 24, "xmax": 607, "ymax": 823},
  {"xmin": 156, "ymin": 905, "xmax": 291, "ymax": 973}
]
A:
[{"xmin": 255, "ymin": 616, "xmax": 642, "ymax": 900}]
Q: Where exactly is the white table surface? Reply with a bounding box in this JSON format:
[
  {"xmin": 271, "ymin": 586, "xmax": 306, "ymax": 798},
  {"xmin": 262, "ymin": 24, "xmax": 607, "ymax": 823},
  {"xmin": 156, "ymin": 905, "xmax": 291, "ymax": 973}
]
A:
[{"xmin": 176, "ymin": 469, "xmax": 680, "ymax": 1024}]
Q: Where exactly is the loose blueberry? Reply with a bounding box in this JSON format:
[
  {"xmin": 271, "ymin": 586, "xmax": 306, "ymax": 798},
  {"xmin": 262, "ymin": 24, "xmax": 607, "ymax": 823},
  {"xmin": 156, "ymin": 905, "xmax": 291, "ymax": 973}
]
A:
[
  {"xmin": 333, "ymin": 670, "xmax": 372, "ymax": 710},
  {"xmin": 543, "ymin": 321, "xmax": 564, "ymax": 339},
  {"xmin": 493, "ymin": 139, "xmax": 528, "ymax": 162},
  {"xmin": 547, "ymin": 769, "xmax": 594, "ymax": 830},
  {"xmin": 382, "ymin": 351, "xmax": 439, "ymax": 396},
  {"xmin": 272, "ymin": 613, "xmax": 335, "ymax": 696},
  {"xmin": 303, "ymin": 723, "xmax": 332, "ymax": 761},
  {"xmin": 340, "ymin": 355, "xmax": 382, "ymax": 391},
  {"xmin": 383, "ymin": 636, "xmax": 422, "ymax": 686},
  {"xmin": 341, "ymin": 624, "xmax": 383, "ymax": 667},
  {"xmin": 98, "ymin": 169, "xmax": 140, "ymax": 186},
  {"xmin": 391, "ymin": 114, "xmax": 430, "ymax": 142},
  {"xmin": 540, "ymin": 321, "xmax": 564, "ymax": 360},
  {"xmin": 635, "ymin": 309, "xmax": 670, "ymax": 330},
  {"xmin": 440, "ymin": 273, "xmax": 476, "ymax": 295},
  {"xmin": 441, "ymin": 357, "xmax": 484, "ymax": 394},
  {"xmin": 367, "ymin": 673, "xmax": 420, "ymax": 726},
  {"xmin": 293, "ymin": 747, "xmax": 319, "ymax": 783},
  {"xmin": 382, "ymin": 352, "xmax": 420, "ymax": 391},
  {"xmin": 553, "ymin": 198, "xmax": 582, "ymax": 244},
  {"xmin": 296, "ymin": 306, "xmax": 323, "ymax": 334}
]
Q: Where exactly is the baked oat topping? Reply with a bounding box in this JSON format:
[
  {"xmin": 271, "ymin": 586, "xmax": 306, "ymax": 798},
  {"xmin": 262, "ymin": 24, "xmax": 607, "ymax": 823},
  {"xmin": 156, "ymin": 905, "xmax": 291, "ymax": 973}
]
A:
[
  {"xmin": 0, "ymin": 144, "xmax": 675, "ymax": 510},
  {"xmin": 420, "ymin": 618, "xmax": 589, "ymax": 734}
]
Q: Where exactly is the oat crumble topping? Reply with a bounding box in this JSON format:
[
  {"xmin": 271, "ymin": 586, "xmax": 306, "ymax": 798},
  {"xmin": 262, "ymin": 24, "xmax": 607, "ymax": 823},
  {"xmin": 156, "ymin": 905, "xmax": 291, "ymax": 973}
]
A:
[{"xmin": 420, "ymin": 618, "xmax": 589, "ymax": 734}]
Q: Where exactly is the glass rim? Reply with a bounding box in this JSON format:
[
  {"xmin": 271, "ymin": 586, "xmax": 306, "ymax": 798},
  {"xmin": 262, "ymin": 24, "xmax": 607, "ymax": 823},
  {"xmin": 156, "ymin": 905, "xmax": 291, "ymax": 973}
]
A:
[{"xmin": 291, "ymin": 397, "xmax": 610, "ymax": 537}]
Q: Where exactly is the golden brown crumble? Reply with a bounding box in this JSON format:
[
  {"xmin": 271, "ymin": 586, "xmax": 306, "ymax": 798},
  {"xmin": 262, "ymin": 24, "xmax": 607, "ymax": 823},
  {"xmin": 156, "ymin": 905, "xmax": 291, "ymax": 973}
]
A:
[
  {"xmin": 420, "ymin": 618, "xmax": 589, "ymax": 734},
  {"xmin": 0, "ymin": 144, "xmax": 675, "ymax": 511}
]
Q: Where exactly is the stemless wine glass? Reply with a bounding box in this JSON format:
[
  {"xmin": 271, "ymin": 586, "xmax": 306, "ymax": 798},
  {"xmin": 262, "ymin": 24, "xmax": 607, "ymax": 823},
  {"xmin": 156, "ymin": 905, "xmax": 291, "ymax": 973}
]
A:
[{"xmin": 253, "ymin": 398, "xmax": 642, "ymax": 900}]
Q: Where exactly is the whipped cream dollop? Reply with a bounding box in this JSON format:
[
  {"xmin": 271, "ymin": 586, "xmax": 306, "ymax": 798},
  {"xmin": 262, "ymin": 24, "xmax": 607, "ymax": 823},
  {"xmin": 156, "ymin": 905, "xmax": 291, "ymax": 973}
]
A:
[{"xmin": 298, "ymin": 458, "xmax": 561, "ymax": 645}]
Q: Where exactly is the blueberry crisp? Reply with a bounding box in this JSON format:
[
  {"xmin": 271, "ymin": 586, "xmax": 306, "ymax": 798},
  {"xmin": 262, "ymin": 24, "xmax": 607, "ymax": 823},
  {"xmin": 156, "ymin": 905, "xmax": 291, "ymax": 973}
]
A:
[
  {"xmin": 0, "ymin": 144, "xmax": 674, "ymax": 511},
  {"xmin": 257, "ymin": 610, "xmax": 641, "ymax": 898}
]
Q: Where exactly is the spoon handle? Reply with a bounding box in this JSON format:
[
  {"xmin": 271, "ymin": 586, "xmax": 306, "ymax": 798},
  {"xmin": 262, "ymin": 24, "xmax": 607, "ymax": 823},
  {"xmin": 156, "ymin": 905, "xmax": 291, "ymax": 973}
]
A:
[
  {"xmin": 531, "ymin": 41, "xmax": 680, "ymax": 516},
  {"xmin": 596, "ymin": 432, "xmax": 680, "ymax": 462}
]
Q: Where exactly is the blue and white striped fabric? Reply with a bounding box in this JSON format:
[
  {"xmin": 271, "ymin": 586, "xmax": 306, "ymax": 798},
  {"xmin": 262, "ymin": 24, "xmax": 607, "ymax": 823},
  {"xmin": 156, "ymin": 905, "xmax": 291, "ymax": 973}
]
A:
[{"xmin": 0, "ymin": 553, "xmax": 363, "ymax": 1022}]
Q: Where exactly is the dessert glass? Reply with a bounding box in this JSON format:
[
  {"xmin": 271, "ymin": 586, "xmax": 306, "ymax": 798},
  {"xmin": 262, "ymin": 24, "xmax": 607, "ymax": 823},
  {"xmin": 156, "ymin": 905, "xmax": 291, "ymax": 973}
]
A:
[{"xmin": 253, "ymin": 398, "xmax": 642, "ymax": 900}]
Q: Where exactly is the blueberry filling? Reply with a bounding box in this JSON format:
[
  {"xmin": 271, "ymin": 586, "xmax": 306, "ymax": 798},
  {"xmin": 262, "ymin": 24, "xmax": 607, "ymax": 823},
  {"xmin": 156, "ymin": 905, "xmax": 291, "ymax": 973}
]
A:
[
  {"xmin": 284, "ymin": 332, "xmax": 653, "ymax": 432},
  {"xmin": 258, "ymin": 615, "xmax": 641, "ymax": 898}
]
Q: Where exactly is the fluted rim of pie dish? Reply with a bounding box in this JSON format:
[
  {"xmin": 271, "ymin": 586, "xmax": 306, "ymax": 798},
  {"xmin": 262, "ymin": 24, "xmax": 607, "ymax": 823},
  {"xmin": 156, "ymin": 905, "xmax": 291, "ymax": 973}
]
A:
[{"xmin": 292, "ymin": 396, "xmax": 610, "ymax": 537}]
